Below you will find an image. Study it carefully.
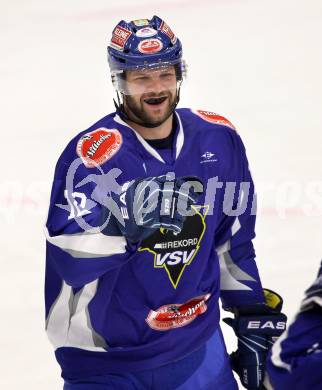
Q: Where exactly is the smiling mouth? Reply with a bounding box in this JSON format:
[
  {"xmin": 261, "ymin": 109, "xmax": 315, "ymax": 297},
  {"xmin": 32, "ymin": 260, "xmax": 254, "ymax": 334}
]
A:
[{"xmin": 144, "ymin": 96, "xmax": 168, "ymax": 106}]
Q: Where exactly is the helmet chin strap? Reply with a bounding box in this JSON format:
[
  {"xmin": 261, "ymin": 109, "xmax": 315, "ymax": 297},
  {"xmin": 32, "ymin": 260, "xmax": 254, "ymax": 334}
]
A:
[{"xmin": 113, "ymin": 83, "xmax": 182, "ymax": 129}]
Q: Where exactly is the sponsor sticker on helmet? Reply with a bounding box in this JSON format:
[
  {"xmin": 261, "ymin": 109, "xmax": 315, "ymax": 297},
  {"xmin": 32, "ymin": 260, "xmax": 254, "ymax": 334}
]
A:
[
  {"xmin": 146, "ymin": 294, "xmax": 211, "ymax": 331},
  {"xmin": 132, "ymin": 19, "xmax": 149, "ymax": 27},
  {"xmin": 110, "ymin": 25, "xmax": 132, "ymax": 51},
  {"xmin": 160, "ymin": 20, "xmax": 177, "ymax": 44},
  {"xmin": 138, "ymin": 38, "xmax": 163, "ymax": 54},
  {"xmin": 76, "ymin": 128, "xmax": 122, "ymax": 168},
  {"xmin": 194, "ymin": 110, "xmax": 236, "ymax": 130},
  {"xmin": 136, "ymin": 27, "xmax": 157, "ymax": 38}
]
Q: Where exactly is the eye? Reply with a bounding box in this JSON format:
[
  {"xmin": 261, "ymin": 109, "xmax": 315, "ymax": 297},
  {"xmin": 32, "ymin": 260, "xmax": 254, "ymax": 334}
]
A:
[{"xmin": 135, "ymin": 76, "xmax": 149, "ymax": 81}]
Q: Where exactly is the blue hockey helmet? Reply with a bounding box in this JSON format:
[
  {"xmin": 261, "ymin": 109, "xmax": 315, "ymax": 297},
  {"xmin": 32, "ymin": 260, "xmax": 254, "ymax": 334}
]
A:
[{"xmin": 107, "ymin": 16, "xmax": 186, "ymax": 93}]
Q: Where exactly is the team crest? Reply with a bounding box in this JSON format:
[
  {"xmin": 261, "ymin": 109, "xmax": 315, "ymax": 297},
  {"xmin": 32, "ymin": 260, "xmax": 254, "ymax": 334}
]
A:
[{"xmin": 139, "ymin": 206, "xmax": 208, "ymax": 289}]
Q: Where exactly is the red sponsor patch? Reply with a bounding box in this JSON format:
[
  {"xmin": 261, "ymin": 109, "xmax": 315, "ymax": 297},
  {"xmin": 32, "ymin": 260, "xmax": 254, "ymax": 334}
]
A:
[
  {"xmin": 146, "ymin": 294, "xmax": 210, "ymax": 331},
  {"xmin": 195, "ymin": 110, "xmax": 236, "ymax": 130},
  {"xmin": 76, "ymin": 128, "xmax": 122, "ymax": 168},
  {"xmin": 111, "ymin": 25, "xmax": 132, "ymax": 51},
  {"xmin": 160, "ymin": 20, "xmax": 177, "ymax": 44},
  {"xmin": 138, "ymin": 38, "xmax": 163, "ymax": 54}
]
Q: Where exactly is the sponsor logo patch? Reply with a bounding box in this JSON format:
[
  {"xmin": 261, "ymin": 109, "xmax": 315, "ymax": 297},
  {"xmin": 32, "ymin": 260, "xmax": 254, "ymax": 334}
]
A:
[
  {"xmin": 194, "ymin": 110, "xmax": 236, "ymax": 130},
  {"xmin": 146, "ymin": 294, "xmax": 211, "ymax": 331},
  {"xmin": 76, "ymin": 128, "xmax": 122, "ymax": 168},
  {"xmin": 138, "ymin": 38, "xmax": 163, "ymax": 54},
  {"xmin": 200, "ymin": 151, "xmax": 218, "ymax": 164},
  {"xmin": 132, "ymin": 19, "xmax": 149, "ymax": 27},
  {"xmin": 160, "ymin": 20, "xmax": 177, "ymax": 44},
  {"xmin": 136, "ymin": 27, "xmax": 157, "ymax": 38},
  {"xmin": 110, "ymin": 25, "xmax": 132, "ymax": 51},
  {"xmin": 139, "ymin": 206, "xmax": 208, "ymax": 289}
]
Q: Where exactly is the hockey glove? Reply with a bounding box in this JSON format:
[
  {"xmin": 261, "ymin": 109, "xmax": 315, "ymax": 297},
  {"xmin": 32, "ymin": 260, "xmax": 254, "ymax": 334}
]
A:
[
  {"xmin": 300, "ymin": 260, "xmax": 322, "ymax": 312},
  {"xmin": 110, "ymin": 174, "xmax": 203, "ymax": 243},
  {"xmin": 223, "ymin": 289, "xmax": 287, "ymax": 390}
]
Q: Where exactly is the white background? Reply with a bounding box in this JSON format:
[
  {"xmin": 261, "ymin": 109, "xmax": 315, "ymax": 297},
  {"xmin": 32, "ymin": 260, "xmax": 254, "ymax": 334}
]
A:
[{"xmin": 1, "ymin": 0, "xmax": 322, "ymax": 388}]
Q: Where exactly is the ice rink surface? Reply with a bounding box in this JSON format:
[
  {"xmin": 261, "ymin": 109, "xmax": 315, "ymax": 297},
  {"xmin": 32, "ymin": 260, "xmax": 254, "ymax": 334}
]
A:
[{"xmin": 1, "ymin": 0, "xmax": 322, "ymax": 388}]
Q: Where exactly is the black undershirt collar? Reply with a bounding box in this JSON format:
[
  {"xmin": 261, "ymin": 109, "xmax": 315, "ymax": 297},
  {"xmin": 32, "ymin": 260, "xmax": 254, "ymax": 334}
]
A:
[{"xmin": 144, "ymin": 116, "xmax": 176, "ymax": 149}]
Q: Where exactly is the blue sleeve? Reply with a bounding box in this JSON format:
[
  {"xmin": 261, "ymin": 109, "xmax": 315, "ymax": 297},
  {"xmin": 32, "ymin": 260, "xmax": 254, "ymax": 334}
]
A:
[
  {"xmin": 214, "ymin": 130, "xmax": 264, "ymax": 309},
  {"xmin": 267, "ymin": 262, "xmax": 322, "ymax": 389},
  {"xmin": 267, "ymin": 309, "xmax": 322, "ymax": 389},
  {"xmin": 45, "ymin": 149, "xmax": 135, "ymax": 288}
]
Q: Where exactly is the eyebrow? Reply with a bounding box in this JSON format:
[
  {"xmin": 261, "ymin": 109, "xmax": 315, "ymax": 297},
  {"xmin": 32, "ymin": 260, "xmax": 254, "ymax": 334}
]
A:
[{"xmin": 128, "ymin": 68, "xmax": 176, "ymax": 80}]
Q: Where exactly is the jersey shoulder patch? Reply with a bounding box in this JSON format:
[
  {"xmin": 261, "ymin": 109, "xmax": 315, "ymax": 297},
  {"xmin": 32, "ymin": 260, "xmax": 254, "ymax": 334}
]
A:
[
  {"xmin": 76, "ymin": 127, "xmax": 122, "ymax": 168},
  {"xmin": 192, "ymin": 109, "xmax": 236, "ymax": 131}
]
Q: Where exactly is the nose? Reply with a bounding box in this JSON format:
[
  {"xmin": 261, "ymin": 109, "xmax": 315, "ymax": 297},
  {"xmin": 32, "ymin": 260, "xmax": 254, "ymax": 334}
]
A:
[{"xmin": 146, "ymin": 74, "xmax": 166, "ymax": 94}]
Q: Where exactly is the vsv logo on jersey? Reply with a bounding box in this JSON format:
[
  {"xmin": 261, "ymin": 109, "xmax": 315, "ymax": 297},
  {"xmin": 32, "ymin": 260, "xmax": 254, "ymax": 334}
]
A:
[
  {"xmin": 155, "ymin": 249, "xmax": 196, "ymax": 266},
  {"xmin": 139, "ymin": 206, "xmax": 208, "ymax": 288},
  {"xmin": 154, "ymin": 238, "xmax": 198, "ymax": 265}
]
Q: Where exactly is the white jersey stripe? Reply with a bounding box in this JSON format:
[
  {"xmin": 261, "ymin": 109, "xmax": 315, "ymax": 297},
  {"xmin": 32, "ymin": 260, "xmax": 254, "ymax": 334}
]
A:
[{"xmin": 44, "ymin": 227, "xmax": 126, "ymax": 258}]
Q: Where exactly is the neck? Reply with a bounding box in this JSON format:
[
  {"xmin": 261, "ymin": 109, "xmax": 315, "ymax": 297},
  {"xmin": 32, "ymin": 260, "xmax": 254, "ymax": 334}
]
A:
[{"xmin": 125, "ymin": 114, "xmax": 174, "ymax": 140}]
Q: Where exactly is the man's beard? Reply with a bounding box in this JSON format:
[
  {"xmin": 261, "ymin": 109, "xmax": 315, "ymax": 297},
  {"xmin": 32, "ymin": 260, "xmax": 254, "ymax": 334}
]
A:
[{"xmin": 123, "ymin": 90, "xmax": 178, "ymax": 128}]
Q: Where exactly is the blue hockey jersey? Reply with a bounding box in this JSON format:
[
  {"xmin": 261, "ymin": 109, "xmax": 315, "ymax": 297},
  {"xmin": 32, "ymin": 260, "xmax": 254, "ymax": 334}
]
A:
[
  {"xmin": 44, "ymin": 108, "xmax": 264, "ymax": 379},
  {"xmin": 267, "ymin": 263, "xmax": 322, "ymax": 390}
]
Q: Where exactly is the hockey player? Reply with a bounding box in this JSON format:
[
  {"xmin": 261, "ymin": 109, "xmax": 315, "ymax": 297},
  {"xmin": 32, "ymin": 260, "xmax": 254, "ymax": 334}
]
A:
[
  {"xmin": 266, "ymin": 261, "xmax": 322, "ymax": 389},
  {"xmin": 44, "ymin": 16, "xmax": 286, "ymax": 389}
]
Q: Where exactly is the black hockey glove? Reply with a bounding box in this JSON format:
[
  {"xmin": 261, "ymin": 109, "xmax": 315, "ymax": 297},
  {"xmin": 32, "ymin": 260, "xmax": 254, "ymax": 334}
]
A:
[
  {"xmin": 300, "ymin": 260, "xmax": 322, "ymax": 312},
  {"xmin": 110, "ymin": 174, "xmax": 203, "ymax": 243},
  {"xmin": 223, "ymin": 289, "xmax": 287, "ymax": 390}
]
